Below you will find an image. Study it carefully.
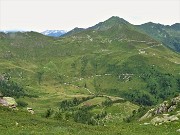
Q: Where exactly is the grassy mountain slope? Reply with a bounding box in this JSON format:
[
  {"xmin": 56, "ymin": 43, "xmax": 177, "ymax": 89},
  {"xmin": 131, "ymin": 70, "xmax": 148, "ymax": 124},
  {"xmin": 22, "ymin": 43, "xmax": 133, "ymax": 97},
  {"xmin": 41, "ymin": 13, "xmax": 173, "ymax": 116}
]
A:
[
  {"xmin": 0, "ymin": 16, "xmax": 180, "ymax": 134},
  {"xmin": 62, "ymin": 27, "xmax": 85, "ymax": 37},
  {"xmin": 0, "ymin": 18, "xmax": 180, "ymax": 104},
  {"xmin": 65, "ymin": 17, "xmax": 180, "ymax": 52},
  {"xmin": 137, "ymin": 22, "xmax": 180, "ymax": 52}
]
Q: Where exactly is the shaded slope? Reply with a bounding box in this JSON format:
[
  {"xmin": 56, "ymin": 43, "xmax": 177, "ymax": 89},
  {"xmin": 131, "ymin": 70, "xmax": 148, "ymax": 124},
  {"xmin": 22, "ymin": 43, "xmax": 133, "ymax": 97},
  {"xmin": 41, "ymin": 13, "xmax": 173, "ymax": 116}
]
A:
[{"xmin": 137, "ymin": 22, "xmax": 180, "ymax": 52}]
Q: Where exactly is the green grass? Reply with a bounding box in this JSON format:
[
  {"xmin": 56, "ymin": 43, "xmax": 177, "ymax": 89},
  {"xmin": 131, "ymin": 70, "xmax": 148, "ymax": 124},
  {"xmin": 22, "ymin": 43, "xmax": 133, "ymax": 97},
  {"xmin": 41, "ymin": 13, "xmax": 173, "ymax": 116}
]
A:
[
  {"xmin": 0, "ymin": 106, "xmax": 179, "ymax": 135},
  {"xmin": 79, "ymin": 97, "xmax": 107, "ymax": 106},
  {"xmin": 0, "ymin": 21, "xmax": 180, "ymax": 134}
]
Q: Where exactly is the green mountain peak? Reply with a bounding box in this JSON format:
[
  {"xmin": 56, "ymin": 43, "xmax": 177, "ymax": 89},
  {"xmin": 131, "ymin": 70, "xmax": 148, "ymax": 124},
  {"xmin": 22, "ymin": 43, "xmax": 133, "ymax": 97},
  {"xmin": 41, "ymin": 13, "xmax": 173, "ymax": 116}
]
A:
[
  {"xmin": 88, "ymin": 16, "xmax": 130, "ymax": 31},
  {"xmin": 62, "ymin": 27, "xmax": 85, "ymax": 37},
  {"xmin": 105, "ymin": 16, "xmax": 129, "ymax": 24}
]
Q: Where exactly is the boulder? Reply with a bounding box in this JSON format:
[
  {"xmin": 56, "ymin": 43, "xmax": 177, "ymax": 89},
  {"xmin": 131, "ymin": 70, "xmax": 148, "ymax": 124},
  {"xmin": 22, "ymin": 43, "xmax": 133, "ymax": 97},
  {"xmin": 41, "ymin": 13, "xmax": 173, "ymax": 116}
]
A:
[
  {"xmin": 168, "ymin": 115, "xmax": 179, "ymax": 122},
  {"xmin": 151, "ymin": 115, "xmax": 179, "ymax": 125},
  {"xmin": 151, "ymin": 117, "xmax": 163, "ymax": 125},
  {"xmin": 168, "ymin": 105, "xmax": 176, "ymax": 112},
  {"xmin": 3, "ymin": 97, "xmax": 17, "ymax": 106},
  {"xmin": 0, "ymin": 98, "xmax": 8, "ymax": 106},
  {"xmin": 143, "ymin": 122, "xmax": 150, "ymax": 125},
  {"xmin": 0, "ymin": 97, "xmax": 17, "ymax": 107},
  {"xmin": 27, "ymin": 107, "xmax": 34, "ymax": 114}
]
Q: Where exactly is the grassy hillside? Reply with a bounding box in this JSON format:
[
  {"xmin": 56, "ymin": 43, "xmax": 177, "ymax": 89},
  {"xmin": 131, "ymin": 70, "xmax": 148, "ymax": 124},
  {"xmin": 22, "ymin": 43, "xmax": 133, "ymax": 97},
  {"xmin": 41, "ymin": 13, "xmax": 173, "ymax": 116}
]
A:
[
  {"xmin": 137, "ymin": 22, "xmax": 180, "ymax": 52},
  {"xmin": 0, "ymin": 17, "xmax": 180, "ymax": 134},
  {"xmin": 0, "ymin": 106, "xmax": 180, "ymax": 135}
]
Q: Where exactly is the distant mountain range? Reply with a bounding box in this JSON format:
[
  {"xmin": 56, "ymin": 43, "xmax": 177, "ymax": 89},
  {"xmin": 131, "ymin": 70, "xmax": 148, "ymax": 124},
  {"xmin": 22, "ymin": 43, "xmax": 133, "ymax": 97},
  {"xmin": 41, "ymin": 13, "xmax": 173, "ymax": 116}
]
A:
[
  {"xmin": 1, "ymin": 16, "xmax": 179, "ymax": 52},
  {"xmin": 0, "ymin": 30, "xmax": 27, "ymax": 33},
  {"xmin": 41, "ymin": 30, "xmax": 67, "ymax": 37},
  {"xmin": 63, "ymin": 16, "xmax": 180, "ymax": 52}
]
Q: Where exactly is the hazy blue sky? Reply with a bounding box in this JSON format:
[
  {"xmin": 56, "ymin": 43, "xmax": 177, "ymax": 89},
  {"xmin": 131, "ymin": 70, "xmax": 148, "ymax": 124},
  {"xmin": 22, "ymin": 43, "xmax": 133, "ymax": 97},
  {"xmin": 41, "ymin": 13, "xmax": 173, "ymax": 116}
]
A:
[{"xmin": 0, "ymin": 0, "xmax": 180, "ymax": 32}]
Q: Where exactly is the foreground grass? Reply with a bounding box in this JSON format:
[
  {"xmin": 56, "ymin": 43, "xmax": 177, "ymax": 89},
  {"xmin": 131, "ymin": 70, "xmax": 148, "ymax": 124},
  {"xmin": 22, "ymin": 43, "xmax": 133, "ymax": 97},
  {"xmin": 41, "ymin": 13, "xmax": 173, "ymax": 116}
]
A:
[{"xmin": 0, "ymin": 107, "xmax": 179, "ymax": 135}]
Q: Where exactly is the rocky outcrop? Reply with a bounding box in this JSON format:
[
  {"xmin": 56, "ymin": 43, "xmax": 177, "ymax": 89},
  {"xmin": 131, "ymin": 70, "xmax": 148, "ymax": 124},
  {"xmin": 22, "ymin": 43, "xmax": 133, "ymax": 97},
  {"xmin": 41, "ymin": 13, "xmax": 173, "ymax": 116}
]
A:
[
  {"xmin": 139, "ymin": 95, "xmax": 180, "ymax": 124},
  {"xmin": 151, "ymin": 113, "xmax": 179, "ymax": 125},
  {"xmin": 139, "ymin": 109, "xmax": 154, "ymax": 121}
]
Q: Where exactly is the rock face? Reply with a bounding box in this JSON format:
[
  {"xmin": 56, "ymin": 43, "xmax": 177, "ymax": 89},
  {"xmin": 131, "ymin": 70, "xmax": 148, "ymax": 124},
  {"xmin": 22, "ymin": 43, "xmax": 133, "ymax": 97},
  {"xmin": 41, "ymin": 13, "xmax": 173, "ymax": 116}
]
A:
[
  {"xmin": 139, "ymin": 109, "xmax": 154, "ymax": 121},
  {"xmin": 139, "ymin": 95, "xmax": 180, "ymax": 124},
  {"xmin": 154, "ymin": 101, "xmax": 169, "ymax": 114}
]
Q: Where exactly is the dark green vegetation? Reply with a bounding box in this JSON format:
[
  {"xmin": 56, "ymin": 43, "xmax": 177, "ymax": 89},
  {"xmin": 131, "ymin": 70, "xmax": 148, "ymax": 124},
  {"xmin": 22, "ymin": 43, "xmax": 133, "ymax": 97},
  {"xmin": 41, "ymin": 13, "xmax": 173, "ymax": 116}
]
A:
[
  {"xmin": 0, "ymin": 16, "xmax": 179, "ymax": 134},
  {"xmin": 45, "ymin": 96, "xmax": 123, "ymax": 126},
  {"xmin": 137, "ymin": 22, "xmax": 180, "ymax": 52},
  {"xmin": 0, "ymin": 73, "xmax": 26, "ymax": 98}
]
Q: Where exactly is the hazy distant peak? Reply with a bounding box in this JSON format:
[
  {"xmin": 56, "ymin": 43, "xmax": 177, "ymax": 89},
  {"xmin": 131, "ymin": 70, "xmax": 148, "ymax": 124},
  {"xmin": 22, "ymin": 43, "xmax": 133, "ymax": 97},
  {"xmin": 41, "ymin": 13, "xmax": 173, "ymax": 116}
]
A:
[{"xmin": 41, "ymin": 30, "xmax": 67, "ymax": 37}]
